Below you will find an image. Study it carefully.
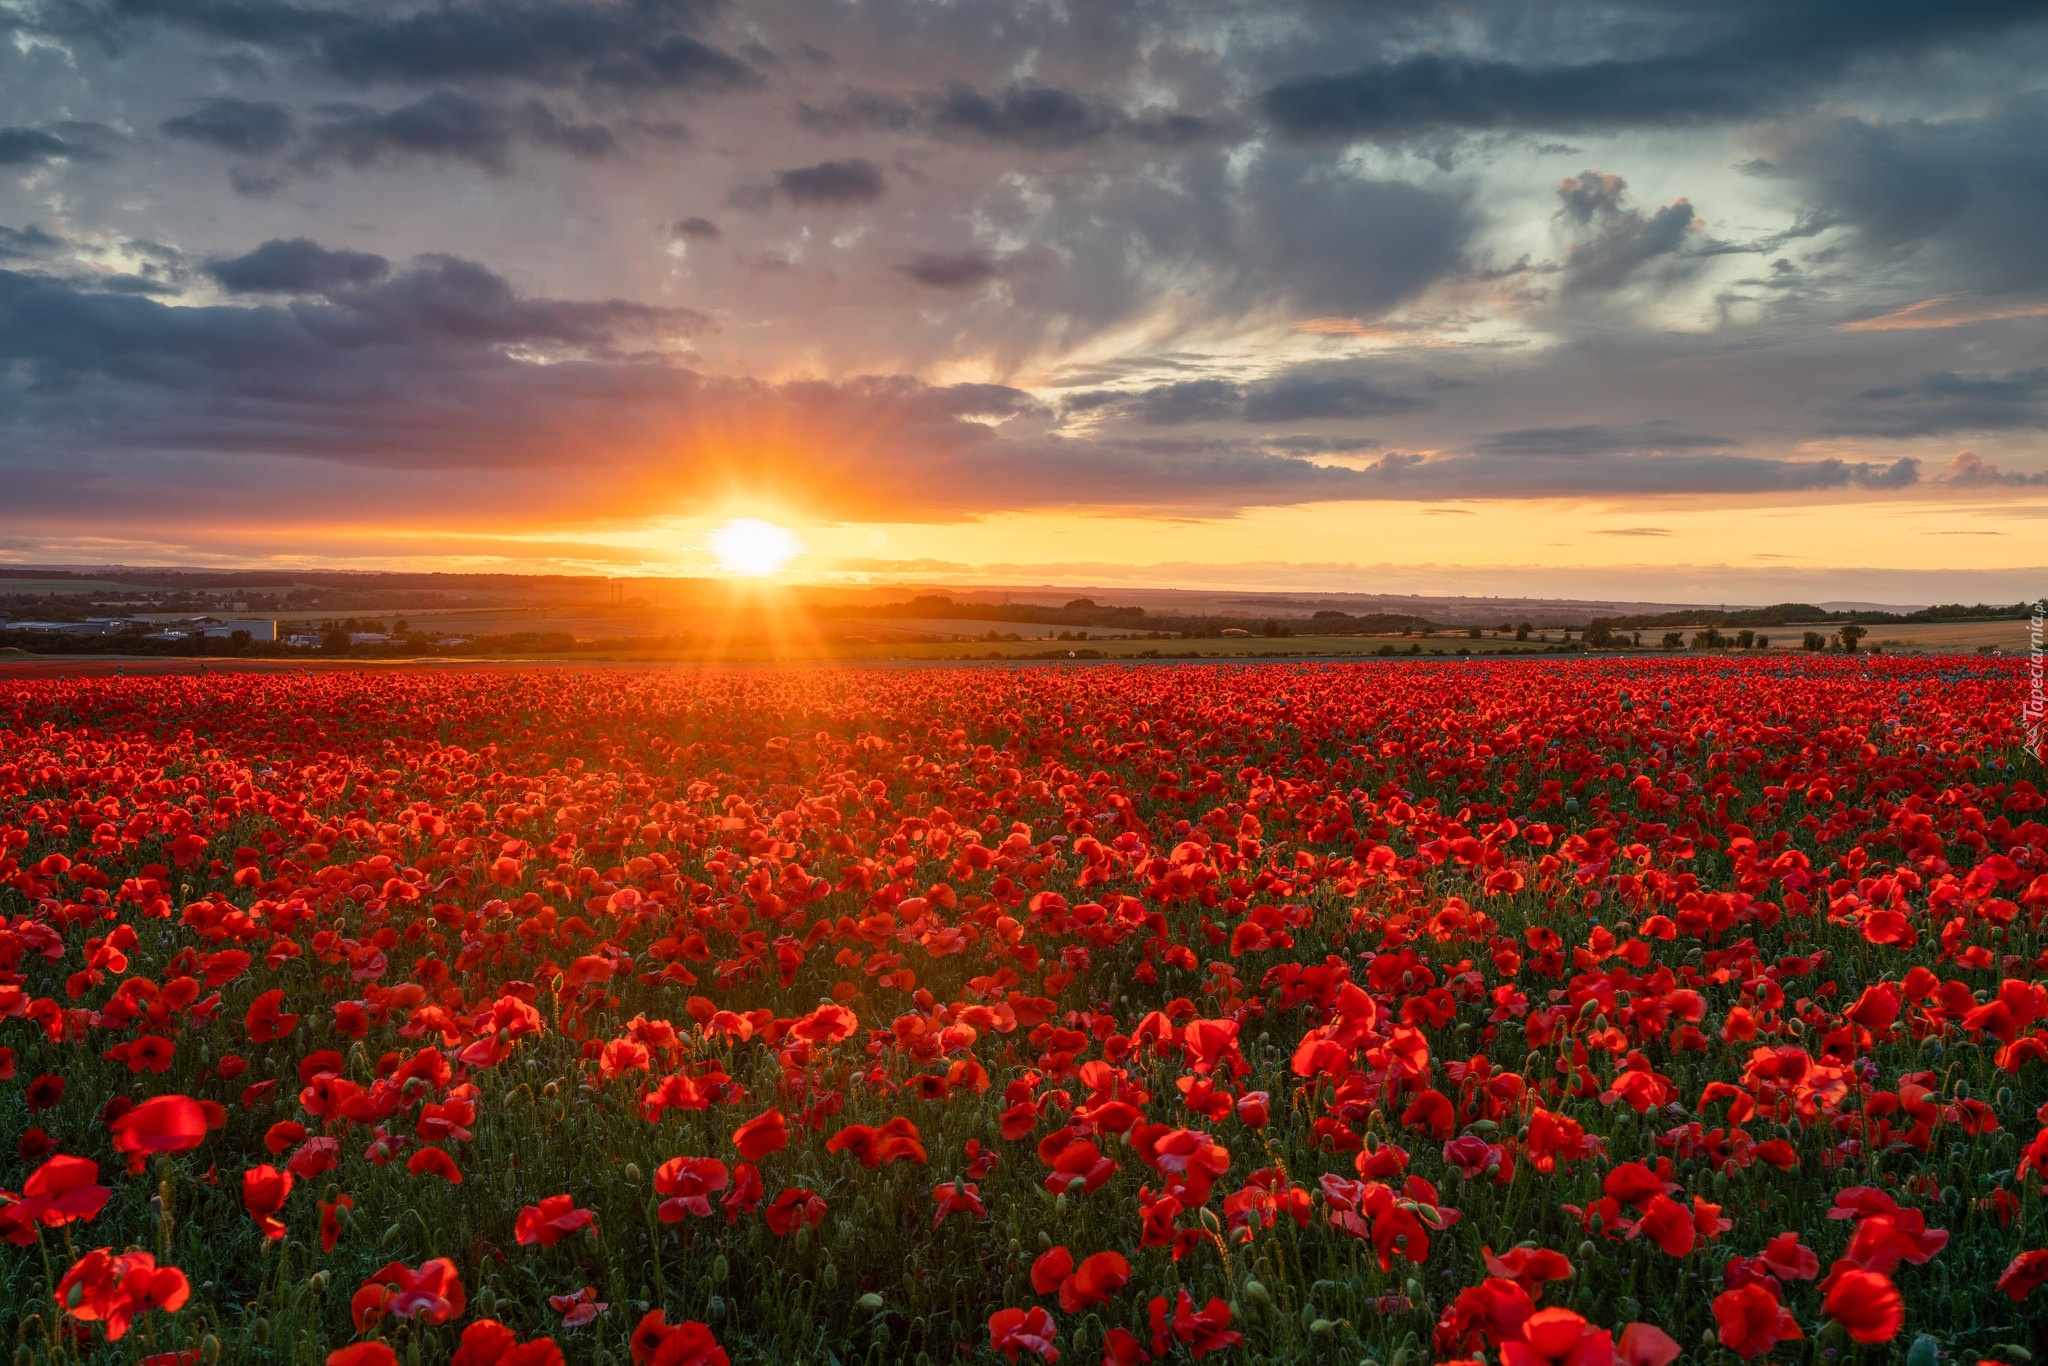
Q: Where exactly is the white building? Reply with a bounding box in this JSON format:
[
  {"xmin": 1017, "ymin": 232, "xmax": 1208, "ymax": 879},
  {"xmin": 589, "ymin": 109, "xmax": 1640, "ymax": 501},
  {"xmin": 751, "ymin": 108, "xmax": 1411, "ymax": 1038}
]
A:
[{"xmin": 200, "ymin": 619, "xmax": 278, "ymax": 641}]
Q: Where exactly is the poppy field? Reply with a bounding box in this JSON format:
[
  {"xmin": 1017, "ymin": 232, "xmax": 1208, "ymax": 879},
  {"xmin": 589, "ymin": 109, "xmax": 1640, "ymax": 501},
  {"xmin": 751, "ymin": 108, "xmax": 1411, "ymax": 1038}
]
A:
[{"xmin": 3, "ymin": 656, "xmax": 2047, "ymax": 1366}]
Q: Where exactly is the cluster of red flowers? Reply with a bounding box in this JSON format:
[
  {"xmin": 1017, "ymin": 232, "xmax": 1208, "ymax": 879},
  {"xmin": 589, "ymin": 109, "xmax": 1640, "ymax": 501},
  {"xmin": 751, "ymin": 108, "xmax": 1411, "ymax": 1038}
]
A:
[{"xmin": 0, "ymin": 657, "xmax": 2042, "ymax": 1363}]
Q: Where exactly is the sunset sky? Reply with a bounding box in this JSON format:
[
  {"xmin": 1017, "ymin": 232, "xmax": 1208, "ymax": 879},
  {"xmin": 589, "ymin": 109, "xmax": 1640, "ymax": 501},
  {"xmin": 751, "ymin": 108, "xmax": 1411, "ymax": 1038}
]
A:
[{"xmin": 2, "ymin": 0, "xmax": 2045, "ymax": 603}]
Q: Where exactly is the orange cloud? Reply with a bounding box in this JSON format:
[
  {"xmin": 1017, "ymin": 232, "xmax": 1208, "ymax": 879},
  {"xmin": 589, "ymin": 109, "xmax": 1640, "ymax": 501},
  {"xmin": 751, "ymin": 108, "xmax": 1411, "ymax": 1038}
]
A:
[{"xmin": 1838, "ymin": 294, "xmax": 2048, "ymax": 332}]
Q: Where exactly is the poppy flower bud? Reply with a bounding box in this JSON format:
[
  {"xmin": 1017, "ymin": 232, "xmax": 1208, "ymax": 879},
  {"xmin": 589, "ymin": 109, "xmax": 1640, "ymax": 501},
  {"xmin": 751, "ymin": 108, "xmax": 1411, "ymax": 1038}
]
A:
[
  {"xmin": 859, "ymin": 1293, "xmax": 884, "ymax": 1312},
  {"xmin": 623, "ymin": 1163, "xmax": 642, "ymax": 1184},
  {"xmin": 1244, "ymin": 1280, "xmax": 1271, "ymax": 1306},
  {"xmin": 822, "ymin": 1262, "xmax": 838, "ymax": 1290},
  {"xmin": 309, "ymin": 1271, "xmax": 328, "ymax": 1294},
  {"xmin": 202, "ymin": 1337, "xmax": 221, "ymax": 1365},
  {"xmin": 20, "ymin": 1346, "xmax": 34, "ymax": 1366},
  {"xmin": 711, "ymin": 1254, "xmax": 729, "ymax": 1283},
  {"xmin": 1908, "ymin": 1337, "xmax": 1939, "ymax": 1366},
  {"xmin": 406, "ymin": 1338, "xmax": 421, "ymax": 1366},
  {"xmin": 1054, "ymin": 1193, "xmax": 1068, "ymax": 1216},
  {"xmin": 250, "ymin": 1319, "xmax": 271, "ymax": 1347}
]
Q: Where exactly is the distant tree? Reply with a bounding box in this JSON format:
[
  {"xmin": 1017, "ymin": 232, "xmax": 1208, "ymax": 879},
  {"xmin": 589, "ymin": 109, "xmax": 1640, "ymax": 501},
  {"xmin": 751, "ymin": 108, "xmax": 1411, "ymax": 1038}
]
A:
[
  {"xmin": 1661, "ymin": 632, "xmax": 1685, "ymax": 649},
  {"xmin": 1737, "ymin": 629, "xmax": 1755, "ymax": 648},
  {"xmin": 1262, "ymin": 619, "xmax": 1281, "ymax": 638},
  {"xmin": 1755, "ymin": 634, "xmax": 1769, "ymax": 649},
  {"xmin": 1837, "ymin": 624, "xmax": 1867, "ymax": 652},
  {"xmin": 1467, "ymin": 626, "xmax": 1482, "ymax": 639},
  {"xmin": 321, "ymin": 628, "xmax": 349, "ymax": 654},
  {"xmin": 1803, "ymin": 631, "xmax": 1827, "ymax": 651},
  {"xmin": 1585, "ymin": 622, "xmax": 1615, "ymax": 648},
  {"xmin": 1065, "ymin": 599, "xmax": 1097, "ymax": 610}
]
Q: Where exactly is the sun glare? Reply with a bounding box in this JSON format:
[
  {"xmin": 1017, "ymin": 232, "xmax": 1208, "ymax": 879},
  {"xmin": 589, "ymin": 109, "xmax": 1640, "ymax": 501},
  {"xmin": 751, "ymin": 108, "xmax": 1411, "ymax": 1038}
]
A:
[{"xmin": 708, "ymin": 517, "xmax": 800, "ymax": 576}]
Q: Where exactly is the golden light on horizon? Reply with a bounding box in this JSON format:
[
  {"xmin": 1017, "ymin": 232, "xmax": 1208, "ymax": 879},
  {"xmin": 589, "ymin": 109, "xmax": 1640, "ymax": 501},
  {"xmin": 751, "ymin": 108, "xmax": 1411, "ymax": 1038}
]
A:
[{"xmin": 708, "ymin": 517, "xmax": 801, "ymax": 576}]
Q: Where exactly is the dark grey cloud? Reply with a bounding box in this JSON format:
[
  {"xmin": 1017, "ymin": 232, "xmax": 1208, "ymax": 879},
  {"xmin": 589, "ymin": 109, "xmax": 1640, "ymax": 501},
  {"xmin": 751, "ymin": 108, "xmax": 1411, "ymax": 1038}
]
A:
[
  {"xmin": 1242, "ymin": 374, "xmax": 1424, "ymax": 423},
  {"xmin": 0, "ymin": 223, "xmax": 66, "ymax": 261},
  {"xmin": 294, "ymin": 92, "xmax": 618, "ymax": 176},
  {"xmin": 160, "ymin": 98, "xmax": 294, "ymax": 154},
  {"xmin": 668, "ymin": 216, "xmax": 721, "ymax": 241},
  {"xmin": 1753, "ymin": 93, "xmax": 2048, "ymax": 294},
  {"xmin": 798, "ymin": 81, "xmax": 1218, "ymax": 150},
  {"xmin": 1477, "ymin": 424, "xmax": 1737, "ymax": 456},
  {"xmin": 1837, "ymin": 367, "xmax": 2048, "ymax": 437},
  {"xmin": 769, "ymin": 158, "xmax": 885, "ymax": 207},
  {"xmin": 1261, "ymin": 0, "xmax": 2048, "ymax": 142},
  {"xmin": 207, "ymin": 237, "xmax": 390, "ymax": 293},
  {"xmin": 0, "ymin": 127, "xmax": 77, "ymax": 167},
  {"xmin": 897, "ymin": 251, "xmax": 1001, "ymax": 290},
  {"xmin": 52, "ymin": 0, "xmax": 758, "ymax": 96},
  {"xmin": 1070, "ymin": 370, "xmax": 1427, "ymax": 425}
]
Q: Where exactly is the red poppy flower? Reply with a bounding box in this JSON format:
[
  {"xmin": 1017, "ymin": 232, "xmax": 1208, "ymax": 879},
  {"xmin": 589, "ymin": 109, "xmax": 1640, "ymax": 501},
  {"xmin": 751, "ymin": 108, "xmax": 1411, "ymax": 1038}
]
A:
[
  {"xmin": 1711, "ymin": 1283, "xmax": 1803, "ymax": 1360},
  {"xmin": 730, "ymin": 1109, "xmax": 788, "ymax": 1161},
  {"xmin": 1631, "ymin": 1194, "xmax": 1695, "ymax": 1257},
  {"xmin": 627, "ymin": 1311, "xmax": 728, "ymax": 1366},
  {"xmin": 55, "ymin": 1248, "xmax": 191, "ymax": 1341},
  {"xmin": 931, "ymin": 1179, "xmax": 987, "ymax": 1228},
  {"xmin": 244, "ymin": 989, "xmax": 298, "ymax": 1043},
  {"xmin": 654, "ymin": 1157, "xmax": 730, "ymax": 1221},
  {"xmin": 720, "ymin": 1162, "xmax": 764, "ymax": 1222},
  {"xmin": 988, "ymin": 1306, "xmax": 1058, "ymax": 1364},
  {"xmin": 1823, "ymin": 1268, "xmax": 1904, "ymax": 1343},
  {"xmin": 1615, "ymin": 1324, "xmax": 1679, "ymax": 1366},
  {"xmin": 241, "ymin": 1164, "xmax": 292, "ymax": 1240},
  {"xmin": 406, "ymin": 1146, "xmax": 463, "ymax": 1184},
  {"xmin": 20, "ymin": 1154, "xmax": 111, "ymax": 1227},
  {"xmin": 352, "ymin": 1258, "xmax": 465, "ymax": 1330},
  {"xmin": 1501, "ymin": 1308, "xmax": 1614, "ymax": 1366},
  {"xmin": 109, "ymin": 1095, "xmax": 208, "ymax": 1173},
  {"xmin": 764, "ymin": 1187, "xmax": 827, "ymax": 1236},
  {"xmin": 328, "ymin": 1346, "xmax": 399, "ymax": 1366},
  {"xmin": 319, "ymin": 1194, "xmax": 353, "ymax": 1252},
  {"xmin": 549, "ymin": 1287, "xmax": 608, "ymax": 1328},
  {"xmin": 514, "ymin": 1194, "xmax": 595, "ymax": 1246},
  {"xmin": 26, "ymin": 1073, "xmax": 64, "ymax": 1111}
]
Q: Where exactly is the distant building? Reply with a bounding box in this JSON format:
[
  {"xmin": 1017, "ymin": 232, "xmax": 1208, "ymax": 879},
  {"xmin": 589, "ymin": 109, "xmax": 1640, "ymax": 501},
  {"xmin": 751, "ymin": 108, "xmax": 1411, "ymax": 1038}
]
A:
[{"xmin": 200, "ymin": 619, "xmax": 278, "ymax": 641}]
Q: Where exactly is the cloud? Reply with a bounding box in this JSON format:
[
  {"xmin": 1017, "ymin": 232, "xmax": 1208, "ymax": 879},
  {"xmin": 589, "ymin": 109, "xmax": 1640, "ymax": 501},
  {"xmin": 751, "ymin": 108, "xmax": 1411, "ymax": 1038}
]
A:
[
  {"xmin": 1556, "ymin": 169, "xmax": 1627, "ymax": 223},
  {"xmin": 207, "ymin": 238, "xmax": 391, "ymax": 293},
  {"xmin": 0, "ymin": 223, "xmax": 66, "ymax": 261},
  {"xmin": 1554, "ymin": 170, "xmax": 1702, "ymax": 293},
  {"xmin": 1260, "ymin": 0, "xmax": 2048, "ymax": 142},
  {"xmin": 161, "ymin": 98, "xmax": 295, "ymax": 155},
  {"xmin": 1592, "ymin": 526, "xmax": 1674, "ymax": 536},
  {"xmin": 293, "ymin": 92, "xmax": 618, "ymax": 176},
  {"xmin": 1935, "ymin": 450, "xmax": 2048, "ymax": 486},
  {"xmin": 759, "ymin": 158, "xmax": 886, "ymax": 208},
  {"xmin": 1838, "ymin": 367, "xmax": 2048, "ymax": 437},
  {"xmin": 1069, "ymin": 370, "xmax": 1427, "ymax": 426},
  {"xmin": 0, "ymin": 127, "xmax": 79, "ymax": 167},
  {"xmin": 1753, "ymin": 94, "xmax": 2048, "ymax": 293},
  {"xmin": 1477, "ymin": 424, "xmax": 1737, "ymax": 456},
  {"xmin": 897, "ymin": 251, "xmax": 1002, "ymax": 290},
  {"xmin": 798, "ymin": 82, "xmax": 1218, "ymax": 150},
  {"xmin": 668, "ymin": 216, "xmax": 722, "ymax": 241},
  {"xmin": 1837, "ymin": 294, "xmax": 2048, "ymax": 332},
  {"xmin": 65, "ymin": 0, "xmax": 760, "ymax": 96}
]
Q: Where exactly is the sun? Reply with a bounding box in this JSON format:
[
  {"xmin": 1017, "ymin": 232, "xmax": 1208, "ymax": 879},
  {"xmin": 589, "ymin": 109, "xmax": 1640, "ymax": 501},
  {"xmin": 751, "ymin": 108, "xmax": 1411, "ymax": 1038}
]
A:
[{"xmin": 708, "ymin": 517, "xmax": 801, "ymax": 576}]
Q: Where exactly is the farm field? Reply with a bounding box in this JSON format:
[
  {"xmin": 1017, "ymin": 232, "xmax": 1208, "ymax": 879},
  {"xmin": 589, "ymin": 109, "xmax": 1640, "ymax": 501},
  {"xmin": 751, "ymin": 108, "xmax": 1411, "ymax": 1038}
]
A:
[{"xmin": 2, "ymin": 657, "xmax": 2045, "ymax": 1366}]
